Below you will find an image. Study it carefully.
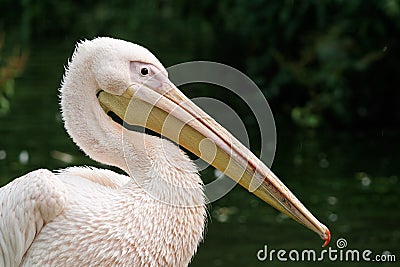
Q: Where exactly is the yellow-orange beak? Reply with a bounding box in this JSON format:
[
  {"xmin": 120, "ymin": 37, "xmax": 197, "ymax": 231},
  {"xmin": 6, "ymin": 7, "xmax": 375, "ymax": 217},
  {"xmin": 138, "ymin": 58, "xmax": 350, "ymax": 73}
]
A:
[{"xmin": 97, "ymin": 71, "xmax": 331, "ymax": 247}]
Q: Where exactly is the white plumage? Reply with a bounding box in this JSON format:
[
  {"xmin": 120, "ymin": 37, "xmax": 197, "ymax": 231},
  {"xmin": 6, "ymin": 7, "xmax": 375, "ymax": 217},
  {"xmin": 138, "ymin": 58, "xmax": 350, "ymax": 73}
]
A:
[{"xmin": 1, "ymin": 38, "xmax": 206, "ymax": 266}]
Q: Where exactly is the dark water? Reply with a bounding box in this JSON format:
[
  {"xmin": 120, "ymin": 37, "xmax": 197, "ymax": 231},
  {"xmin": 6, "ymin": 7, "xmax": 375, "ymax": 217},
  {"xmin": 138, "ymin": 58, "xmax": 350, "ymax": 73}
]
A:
[{"xmin": 0, "ymin": 41, "xmax": 398, "ymax": 266}]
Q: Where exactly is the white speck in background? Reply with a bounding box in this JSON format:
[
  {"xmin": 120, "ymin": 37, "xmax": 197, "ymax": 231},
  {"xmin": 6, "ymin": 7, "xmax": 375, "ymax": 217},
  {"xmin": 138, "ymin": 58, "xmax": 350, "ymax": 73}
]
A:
[
  {"xmin": 361, "ymin": 176, "xmax": 371, "ymax": 187},
  {"xmin": 19, "ymin": 150, "xmax": 29, "ymax": 164},
  {"xmin": 0, "ymin": 150, "xmax": 6, "ymax": 160}
]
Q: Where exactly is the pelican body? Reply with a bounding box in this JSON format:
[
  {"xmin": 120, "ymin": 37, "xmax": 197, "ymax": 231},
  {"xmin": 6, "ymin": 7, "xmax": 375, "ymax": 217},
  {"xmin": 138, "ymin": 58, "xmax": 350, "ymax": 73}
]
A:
[{"xmin": 0, "ymin": 37, "xmax": 329, "ymax": 266}]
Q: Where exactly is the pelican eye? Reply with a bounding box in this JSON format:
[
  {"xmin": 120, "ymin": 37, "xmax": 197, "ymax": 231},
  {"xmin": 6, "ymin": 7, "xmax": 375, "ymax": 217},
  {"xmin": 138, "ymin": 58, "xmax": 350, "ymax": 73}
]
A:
[{"xmin": 140, "ymin": 67, "xmax": 149, "ymax": 76}]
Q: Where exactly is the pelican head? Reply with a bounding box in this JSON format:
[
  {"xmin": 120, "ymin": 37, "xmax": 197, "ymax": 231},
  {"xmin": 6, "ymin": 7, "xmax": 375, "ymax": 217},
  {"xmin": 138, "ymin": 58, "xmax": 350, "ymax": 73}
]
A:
[{"xmin": 61, "ymin": 37, "xmax": 330, "ymax": 246}]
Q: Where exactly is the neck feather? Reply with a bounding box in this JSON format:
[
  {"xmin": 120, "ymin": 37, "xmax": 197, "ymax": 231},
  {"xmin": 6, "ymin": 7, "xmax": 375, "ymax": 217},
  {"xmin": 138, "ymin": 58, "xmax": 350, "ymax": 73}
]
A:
[
  {"xmin": 60, "ymin": 53, "xmax": 205, "ymax": 207},
  {"xmin": 60, "ymin": 53, "xmax": 131, "ymax": 172}
]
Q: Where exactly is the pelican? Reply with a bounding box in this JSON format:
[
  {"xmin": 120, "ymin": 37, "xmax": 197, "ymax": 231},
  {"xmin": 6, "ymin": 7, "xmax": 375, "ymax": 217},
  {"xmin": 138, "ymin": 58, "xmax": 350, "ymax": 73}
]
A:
[{"xmin": 0, "ymin": 37, "xmax": 330, "ymax": 266}]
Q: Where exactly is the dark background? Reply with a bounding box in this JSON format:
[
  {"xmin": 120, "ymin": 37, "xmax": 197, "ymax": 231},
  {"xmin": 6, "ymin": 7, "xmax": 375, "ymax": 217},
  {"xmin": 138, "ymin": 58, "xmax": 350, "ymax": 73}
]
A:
[
  {"xmin": 0, "ymin": 1, "xmax": 399, "ymax": 266},
  {"xmin": 2, "ymin": 0, "xmax": 400, "ymax": 129}
]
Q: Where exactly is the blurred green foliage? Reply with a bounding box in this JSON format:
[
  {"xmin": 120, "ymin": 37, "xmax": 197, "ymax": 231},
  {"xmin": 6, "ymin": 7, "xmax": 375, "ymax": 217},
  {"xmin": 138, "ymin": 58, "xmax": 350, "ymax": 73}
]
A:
[
  {"xmin": 0, "ymin": 34, "xmax": 27, "ymax": 116},
  {"xmin": 0, "ymin": 0, "xmax": 399, "ymax": 128}
]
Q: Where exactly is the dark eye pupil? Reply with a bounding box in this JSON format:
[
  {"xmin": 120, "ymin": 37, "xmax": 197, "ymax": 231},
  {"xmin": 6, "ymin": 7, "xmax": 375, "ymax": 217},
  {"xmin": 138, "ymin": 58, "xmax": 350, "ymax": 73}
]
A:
[{"xmin": 141, "ymin": 67, "xmax": 149, "ymax": 75}]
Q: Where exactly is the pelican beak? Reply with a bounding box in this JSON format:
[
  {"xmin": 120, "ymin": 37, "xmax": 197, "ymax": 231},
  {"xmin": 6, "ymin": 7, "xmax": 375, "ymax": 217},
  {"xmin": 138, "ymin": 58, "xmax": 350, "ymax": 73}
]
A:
[{"xmin": 97, "ymin": 71, "xmax": 330, "ymax": 247}]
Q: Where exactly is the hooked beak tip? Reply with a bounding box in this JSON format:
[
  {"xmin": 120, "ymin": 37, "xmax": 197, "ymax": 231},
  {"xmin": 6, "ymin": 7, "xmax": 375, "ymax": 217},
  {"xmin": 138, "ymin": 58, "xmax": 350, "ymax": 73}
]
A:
[{"xmin": 322, "ymin": 228, "xmax": 331, "ymax": 247}]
